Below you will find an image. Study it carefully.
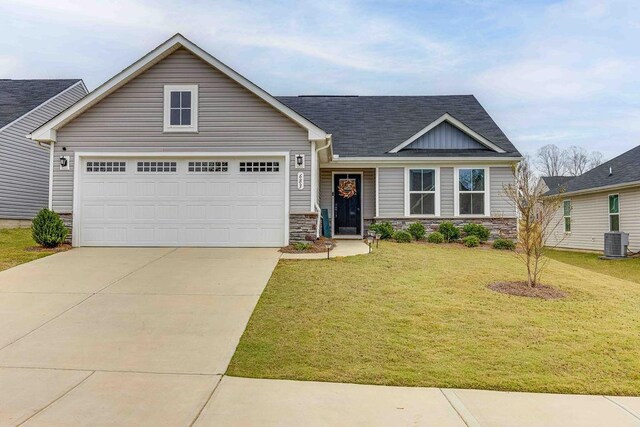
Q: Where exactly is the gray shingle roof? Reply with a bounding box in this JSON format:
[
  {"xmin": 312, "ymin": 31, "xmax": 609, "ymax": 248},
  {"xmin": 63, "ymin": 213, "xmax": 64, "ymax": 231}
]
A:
[
  {"xmin": 546, "ymin": 144, "xmax": 640, "ymax": 195},
  {"xmin": 275, "ymin": 95, "xmax": 521, "ymax": 158},
  {"xmin": 0, "ymin": 79, "xmax": 81, "ymax": 129},
  {"xmin": 541, "ymin": 176, "xmax": 573, "ymax": 191}
]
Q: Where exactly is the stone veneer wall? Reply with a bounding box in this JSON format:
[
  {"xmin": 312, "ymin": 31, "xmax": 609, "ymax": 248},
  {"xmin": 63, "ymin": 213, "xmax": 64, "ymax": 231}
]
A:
[
  {"xmin": 58, "ymin": 213, "xmax": 73, "ymax": 243},
  {"xmin": 289, "ymin": 212, "xmax": 318, "ymax": 243},
  {"xmin": 374, "ymin": 217, "xmax": 517, "ymax": 240}
]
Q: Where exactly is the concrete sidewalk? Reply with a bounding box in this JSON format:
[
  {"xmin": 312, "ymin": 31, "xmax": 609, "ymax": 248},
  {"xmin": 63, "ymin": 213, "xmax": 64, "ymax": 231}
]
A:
[
  {"xmin": 195, "ymin": 376, "xmax": 640, "ymax": 427},
  {"xmin": 280, "ymin": 239, "xmax": 370, "ymax": 259}
]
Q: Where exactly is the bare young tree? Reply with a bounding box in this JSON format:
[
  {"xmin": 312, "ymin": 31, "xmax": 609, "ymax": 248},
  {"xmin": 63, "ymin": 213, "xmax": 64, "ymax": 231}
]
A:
[
  {"xmin": 588, "ymin": 151, "xmax": 605, "ymax": 170},
  {"xmin": 535, "ymin": 144, "xmax": 565, "ymax": 176},
  {"xmin": 503, "ymin": 159, "xmax": 564, "ymax": 287},
  {"xmin": 564, "ymin": 145, "xmax": 590, "ymax": 176}
]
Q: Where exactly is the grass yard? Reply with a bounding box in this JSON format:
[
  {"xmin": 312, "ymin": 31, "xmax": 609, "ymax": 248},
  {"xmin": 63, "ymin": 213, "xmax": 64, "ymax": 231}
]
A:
[
  {"xmin": 228, "ymin": 242, "xmax": 640, "ymax": 395},
  {"xmin": 0, "ymin": 228, "xmax": 62, "ymax": 272},
  {"xmin": 545, "ymin": 248, "xmax": 640, "ymax": 284}
]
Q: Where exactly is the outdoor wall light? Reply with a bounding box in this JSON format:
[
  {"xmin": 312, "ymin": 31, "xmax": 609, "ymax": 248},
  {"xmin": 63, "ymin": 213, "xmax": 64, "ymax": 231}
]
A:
[{"xmin": 295, "ymin": 154, "xmax": 305, "ymax": 169}]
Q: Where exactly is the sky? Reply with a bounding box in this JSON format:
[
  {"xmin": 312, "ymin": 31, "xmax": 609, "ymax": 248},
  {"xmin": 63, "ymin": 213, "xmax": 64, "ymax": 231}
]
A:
[{"xmin": 1, "ymin": 0, "xmax": 638, "ymax": 160}]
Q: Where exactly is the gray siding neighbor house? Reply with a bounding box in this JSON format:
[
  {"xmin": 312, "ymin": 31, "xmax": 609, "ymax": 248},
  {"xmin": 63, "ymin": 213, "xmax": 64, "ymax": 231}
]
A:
[
  {"xmin": 546, "ymin": 145, "xmax": 640, "ymax": 252},
  {"xmin": 29, "ymin": 34, "xmax": 522, "ymax": 247},
  {"xmin": 0, "ymin": 79, "xmax": 87, "ymax": 223}
]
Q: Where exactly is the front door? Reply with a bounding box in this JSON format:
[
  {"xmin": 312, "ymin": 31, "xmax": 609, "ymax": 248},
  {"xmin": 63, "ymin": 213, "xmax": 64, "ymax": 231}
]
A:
[{"xmin": 333, "ymin": 173, "xmax": 362, "ymax": 236}]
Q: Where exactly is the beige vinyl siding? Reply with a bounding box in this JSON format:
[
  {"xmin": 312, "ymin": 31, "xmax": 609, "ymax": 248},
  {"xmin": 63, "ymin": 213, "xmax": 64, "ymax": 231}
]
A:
[
  {"xmin": 377, "ymin": 168, "xmax": 404, "ymax": 217},
  {"xmin": 547, "ymin": 186, "xmax": 640, "ymax": 252},
  {"xmin": 53, "ymin": 49, "xmax": 311, "ymax": 213},
  {"xmin": 319, "ymin": 169, "xmax": 375, "ymax": 222},
  {"xmin": 490, "ymin": 166, "xmax": 516, "ymax": 217},
  {"xmin": 440, "ymin": 167, "xmax": 454, "ymax": 216},
  {"xmin": 0, "ymin": 83, "xmax": 87, "ymax": 218}
]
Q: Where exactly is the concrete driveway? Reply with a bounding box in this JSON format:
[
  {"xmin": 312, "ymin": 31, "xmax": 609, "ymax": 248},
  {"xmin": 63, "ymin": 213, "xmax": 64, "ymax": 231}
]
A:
[{"xmin": 0, "ymin": 247, "xmax": 280, "ymax": 426}]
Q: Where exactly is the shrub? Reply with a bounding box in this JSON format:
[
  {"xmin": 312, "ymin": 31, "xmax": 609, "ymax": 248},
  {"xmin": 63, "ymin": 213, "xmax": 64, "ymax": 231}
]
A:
[
  {"xmin": 393, "ymin": 230, "xmax": 412, "ymax": 243},
  {"xmin": 293, "ymin": 242, "xmax": 312, "ymax": 251},
  {"xmin": 462, "ymin": 235, "xmax": 480, "ymax": 247},
  {"xmin": 31, "ymin": 208, "xmax": 68, "ymax": 248},
  {"xmin": 407, "ymin": 222, "xmax": 426, "ymax": 240},
  {"xmin": 492, "ymin": 238, "xmax": 516, "ymax": 250},
  {"xmin": 369, "ymin": 221, "xmax": 394, "ymax": 239},
  {"xmin": 427, "ymin": 232, "xmax": 445, "ymax": 244},
  {"xmin": 462, "ymin": 223, "xmax": 491, "ymax": 242},
  {"xmin": 438, "ymin": 221, "xmax": 460, "ymax": 242}
]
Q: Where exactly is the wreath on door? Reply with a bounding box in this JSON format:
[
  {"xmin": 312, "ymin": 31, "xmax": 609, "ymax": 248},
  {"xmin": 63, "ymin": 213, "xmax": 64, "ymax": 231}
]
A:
[{"xmin": 338, "ymin": 178, "xmax": 357, "ymax": 199}]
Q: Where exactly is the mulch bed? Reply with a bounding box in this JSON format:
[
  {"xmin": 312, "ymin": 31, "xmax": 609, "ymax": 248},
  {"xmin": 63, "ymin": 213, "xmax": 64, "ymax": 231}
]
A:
[
  {"xmin": 488, "ymin": 281, "xmax": 567, "ymax": 299},
  {"xmin": 280, "ymin": 237, "xmax": 335, "ymax": 254},
  {"xmin": 24, "ymin": 244, "xmax": 72, "ymax": 253}
]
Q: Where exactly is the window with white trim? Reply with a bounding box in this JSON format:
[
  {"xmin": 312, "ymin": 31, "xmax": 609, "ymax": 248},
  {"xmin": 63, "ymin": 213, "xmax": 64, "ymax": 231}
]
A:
[
  {"xmin": 86, "ymin": 161, "xmax": 126, "ymax": 173},
  {"xmin": 188, "ymin": 161, "xmax": 228, "ymax": 172},
  {"xmin": 136, "ymin": 161, "xmax": 177, "ymax": 172},
  {"xmin": 408, "ymin": 169, "xmax": 436, "ymax": 215},
  {"xmin": 563, "ymin": 200, "xmax": 571, "ymax": 233},
  {"xmin": 458, "ymin": 168, "xmax": 486, "ymax": 215},
  {"xmin": 609, "ymin": 194, "xmax": 619, "ymax": 231},
  {"xmin": 239, "ymin": 161, "xmax": 280, "ymax": 172},
  {"xmin": 163, "ymin": 85, "xmax": 198, "ymax": 132}
]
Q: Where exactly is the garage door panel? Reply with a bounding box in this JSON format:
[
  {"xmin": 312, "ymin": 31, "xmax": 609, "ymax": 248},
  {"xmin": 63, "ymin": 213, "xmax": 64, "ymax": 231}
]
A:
[{"xmin": 77, "ymin": 157, "xmax": 286, "ymax": 247}]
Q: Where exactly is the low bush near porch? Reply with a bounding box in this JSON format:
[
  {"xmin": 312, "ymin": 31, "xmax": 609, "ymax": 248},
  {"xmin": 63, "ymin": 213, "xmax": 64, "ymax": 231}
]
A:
[{"xmin": 228, "ymin": 242, "xmax": 640, "ymax": 395}]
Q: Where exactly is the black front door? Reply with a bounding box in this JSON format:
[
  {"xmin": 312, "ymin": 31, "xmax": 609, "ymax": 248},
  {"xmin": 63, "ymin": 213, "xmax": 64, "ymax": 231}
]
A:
[{"xmin": 334, "ymin": 174, "xmax": 361, "ymax": 236}]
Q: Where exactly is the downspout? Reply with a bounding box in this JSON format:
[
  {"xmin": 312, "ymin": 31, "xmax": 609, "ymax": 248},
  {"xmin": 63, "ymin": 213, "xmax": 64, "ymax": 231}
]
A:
[{"xmin": 314, "ymin": 136, "xmax": 332, "ymax": 238}]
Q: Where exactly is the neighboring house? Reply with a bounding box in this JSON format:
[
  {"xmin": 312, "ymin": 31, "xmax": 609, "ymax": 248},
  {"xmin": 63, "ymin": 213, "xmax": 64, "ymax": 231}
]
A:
[
  {"xmin": 537, "ymin": 175, "xmax": 572, "ymax": 194},
  {"xmin": 29, "ymin": 34, "xmax": 522, "ymax": 247},
  {"xmin": 545, "ymin": 144, "xmax": 640, "ymax": 252},
  {"xmin": 0, "ymin": 79, "xmax": 87, "ymax": 225}
]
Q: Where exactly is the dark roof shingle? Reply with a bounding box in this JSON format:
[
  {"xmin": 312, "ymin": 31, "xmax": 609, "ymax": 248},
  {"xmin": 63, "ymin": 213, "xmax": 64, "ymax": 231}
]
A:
[
  {"xmin": 276, "ymin": 95, "xmax": 521, "ymax": 158},
  {"xmin": 541, "ymin": 176, "xmax": 573, "ymax": 191},
  {"xmin": 0, "ymin": 79, "xmax": 81, "ymax": 129}
]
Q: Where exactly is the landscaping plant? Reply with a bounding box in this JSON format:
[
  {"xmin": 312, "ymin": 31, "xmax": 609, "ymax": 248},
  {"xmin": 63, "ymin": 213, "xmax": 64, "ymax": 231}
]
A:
[
  {"xmin": 427, "ymin": 232, "xmax": 445, "ymax": 244},
  {"xmin": 407, "ymin": 222, "xmax": 426, "ymax": 240},
  {"xmin": 393, "ymin": 230, "xmax": 412, "ymax": 243},
  {"xmin": 293, "ymin": 242, "xmax": 312, "ymax": 251},
  {"xmin": 369, "ymin": 221, "xmax": 394, "ymax": 239},
  {"xmin": 462, "ymin": 235, "xmax": 480, "ymax": 247},
  {"xmin": 437, "ymin": 221, "xmax": 460, "ymax": 242},
  {"xmin": 31, "ymin": 208, "xmax": 68, "ymax": 248},
  {"xmin": 462, "ymin": 223, "xmax": 490, "ymax": 242},
  {"xmin": 493, "ymin": 238, "xmax": 516, "ymax": 250}
]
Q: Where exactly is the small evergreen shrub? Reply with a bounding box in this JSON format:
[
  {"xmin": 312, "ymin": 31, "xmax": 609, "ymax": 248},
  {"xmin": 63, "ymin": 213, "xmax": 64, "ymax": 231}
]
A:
[
  {"xmin": 407, "ymin": 222, "xmax": 426, "ymax": 240},
  {"xmin": 427, "ymin": 231, "xmax": 445, "ymax": 244},
  {"xmin": 438, "ymin": 221, "xmax": 460, "ymax": 242},
  {"xmin": 492, "ymin": 238, "xmax": 516, "ymax": 250},
  {"xmin": 31, "ymin": 208, "xmax": 68, "ymax": 248},
  {"xmin": 462, "ymin": 235, "xmax": 480, "ymax": 247},
  {"xmin": 369, "ymin": 221, "xmax": 394, "ymax": 239},
  {"xmin": 293, "ymin": 242, "xmax": 312, "ymax": 251},
  {"xmin": 462, "ymin": 223, "xmax": 491, "ymax": 242},
  {"xmin": 393, "ymin": 230, "xmax": 412, "ymax": 243}
]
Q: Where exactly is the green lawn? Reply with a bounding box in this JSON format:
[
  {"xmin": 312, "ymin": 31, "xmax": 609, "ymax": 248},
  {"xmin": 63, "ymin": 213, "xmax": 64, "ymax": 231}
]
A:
[
  {"xmin": 228, "ymin": 242, "xmax": 640, "ymax": 395},
  {"xmin": 0, "ymin": 228, "xmax": 62, "ymax": 272},
  {"xmin": 545, "ymin": 248, "xmax": 640, "ymax": 284}
]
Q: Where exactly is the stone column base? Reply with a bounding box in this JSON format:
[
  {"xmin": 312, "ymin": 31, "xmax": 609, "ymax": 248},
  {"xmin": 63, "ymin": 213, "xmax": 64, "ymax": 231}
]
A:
[{"xmin": 289, "ymin": 212, "xmax": 318, "ymax": 243}]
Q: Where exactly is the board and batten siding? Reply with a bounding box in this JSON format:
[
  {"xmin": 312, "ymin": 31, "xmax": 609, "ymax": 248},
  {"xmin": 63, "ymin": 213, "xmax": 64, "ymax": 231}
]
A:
[
  {"xmin": 374, "ymin": 165, "xmax": 515, "ymax": 218},
  {"xmin": 546, "ymin": 186, "xmax": 640, "ymax": 252},
  {"xmin": 0, "ymin": 83, "xmax": 87, "ymax": 219},
  {"xmin": 319, "ymin": 169, "xmax": 375, "ymax": 221},
  {"xmin": 52, "ymin": 49, "xmax": 311, "ymax": 214},
  {"xmin": 407, "ymin": 122, "xmax": 486, "ymax": 150}
]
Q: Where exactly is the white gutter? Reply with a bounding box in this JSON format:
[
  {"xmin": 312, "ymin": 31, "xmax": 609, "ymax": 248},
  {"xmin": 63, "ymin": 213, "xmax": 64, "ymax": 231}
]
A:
[
  {"xmin": 326, "ymin": 156, "xmax": 522, "ymax": 165},
  {"xmin": 313, "ymin": 136, "xmax": 333, "ymax": 237}
]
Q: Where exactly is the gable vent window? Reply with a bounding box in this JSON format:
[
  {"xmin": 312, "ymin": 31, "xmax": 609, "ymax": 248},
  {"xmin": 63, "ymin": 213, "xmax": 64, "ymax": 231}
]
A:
[
  {"xmin": 239, "ymin": 161, "xmax": 280, "ymax": 172},
  {"xmin": 86, "ymin": 161, "xmax": 126, "ymax": 173},
  {"xmin": 188, "ymin": 161, "xmax": 228, "ymax": 172},
  {"xmin": 137, "ymin": 161, "xmax": 177, "ymax": 173},
  {"xmin": 163, "ymin": 85, "xmax": 198, "ymax": 132}
]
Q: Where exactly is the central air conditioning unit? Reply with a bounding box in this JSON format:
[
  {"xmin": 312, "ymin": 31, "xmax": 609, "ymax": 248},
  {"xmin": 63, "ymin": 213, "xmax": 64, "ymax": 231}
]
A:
[{"xmin": 604, "ymin": 232, "xmax": 629, "ymax": 258}]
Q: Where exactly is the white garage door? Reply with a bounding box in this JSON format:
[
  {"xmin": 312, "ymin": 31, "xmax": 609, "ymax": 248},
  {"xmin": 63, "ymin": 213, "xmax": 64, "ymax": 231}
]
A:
[{"xmin": 76, "ymin": 157, "xmax": 286, "ymax": 247}]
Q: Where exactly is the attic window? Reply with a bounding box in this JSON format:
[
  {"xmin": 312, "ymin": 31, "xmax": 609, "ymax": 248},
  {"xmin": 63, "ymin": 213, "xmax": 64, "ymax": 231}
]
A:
[{"xmin": 163, "ymin": 85, "xmax": 198, "ymax": 132}]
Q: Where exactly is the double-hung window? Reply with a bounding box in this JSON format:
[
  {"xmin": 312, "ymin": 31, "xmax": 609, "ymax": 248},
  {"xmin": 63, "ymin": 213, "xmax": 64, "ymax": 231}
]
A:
[
  {"xmin": 407, "ymin": 169, "xmax": 437, "ymax": 215},
  {"xmin": 457, "ymin": 168, "xmax": 487, "ymax": 216},
  {"xmin": 609, "ymin": 194, "xmax": 619, "ymax": 231},
  {"xmin": 163, "ymin": 85, "xmax": 198, "ymax": 132},
  {"xmin": 563, "ymin": 200, "xmax": 572, "ymax": 233}
]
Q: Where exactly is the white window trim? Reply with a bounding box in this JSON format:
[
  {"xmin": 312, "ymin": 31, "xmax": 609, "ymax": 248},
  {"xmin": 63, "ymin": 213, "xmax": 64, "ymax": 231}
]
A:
[
  {"xmin": 453, "ymin": 166, "xmax": 490, "ymax": 217},
  {"xmin": 163, "ymin": 84, "xmax": 198, "ymax": 133},
  {"xmin": 608, "ymin": 193, "xmax": 620, "ymax": 232},
  {"xmin": 563, "ymin": 199, "xmax": 572, "ymax": 234},
  {"xmin": 404, "ymin": 167, "xmax": 440, "ymax": 217}
]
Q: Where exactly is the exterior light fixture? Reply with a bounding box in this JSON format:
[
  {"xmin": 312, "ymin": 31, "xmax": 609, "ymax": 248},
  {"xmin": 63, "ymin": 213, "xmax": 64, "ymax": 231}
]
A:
[
  {"xmin": 366, "ymin": 234, "xmax": 374, "ymax": 253},
  {"xmin": 324, "ymin": 240, "xmax": 332, "ymax": 259},
  {"xmin": 375, "ymin": 233, "xmax": 381, "ymax": 248},
  {"xmin": 295, "ymin": 154, "xmax": 305, "ymax": 169}
]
